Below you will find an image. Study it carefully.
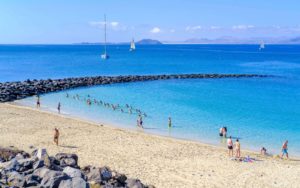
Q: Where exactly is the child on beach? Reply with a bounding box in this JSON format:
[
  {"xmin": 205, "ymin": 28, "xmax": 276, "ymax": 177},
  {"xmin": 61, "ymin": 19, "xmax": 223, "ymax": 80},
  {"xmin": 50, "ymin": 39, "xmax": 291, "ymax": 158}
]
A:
[{"xmin": 227, "ymin": 136, "xmax": 233, "ymax": 157}]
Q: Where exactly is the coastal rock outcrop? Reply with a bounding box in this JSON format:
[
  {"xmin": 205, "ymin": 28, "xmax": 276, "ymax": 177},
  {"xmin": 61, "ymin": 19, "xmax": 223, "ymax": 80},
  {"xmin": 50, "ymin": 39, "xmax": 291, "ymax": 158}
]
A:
[
  {"xmin": 0, "ymin": 74, "xmax": 271, "ymax": 103},
  {"xmin": 0, "ymin": 147, "xmax": 153, "ymax": 188}
]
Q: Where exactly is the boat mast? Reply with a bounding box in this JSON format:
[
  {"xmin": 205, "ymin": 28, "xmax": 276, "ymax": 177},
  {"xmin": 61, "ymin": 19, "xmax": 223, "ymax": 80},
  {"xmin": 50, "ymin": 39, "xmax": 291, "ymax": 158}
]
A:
[{"xmin": 104, "ymin": 14, "xmax": 107, "ymax": 54}]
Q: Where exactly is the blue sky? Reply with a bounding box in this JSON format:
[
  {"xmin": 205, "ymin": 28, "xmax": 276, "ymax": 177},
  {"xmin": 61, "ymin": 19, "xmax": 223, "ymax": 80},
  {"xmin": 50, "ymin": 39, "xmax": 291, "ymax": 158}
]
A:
[{"xmin": 0, "ymin": 0, "xmax": 300, "ymax": 44}]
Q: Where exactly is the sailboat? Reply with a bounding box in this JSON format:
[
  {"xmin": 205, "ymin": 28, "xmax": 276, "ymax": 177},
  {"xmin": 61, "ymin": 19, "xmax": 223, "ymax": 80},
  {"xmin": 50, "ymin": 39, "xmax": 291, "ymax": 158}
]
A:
[
  {"xmin": 101, "ymin": 15, "xmax": 109, "ymax": 60},
  {"xmin": 259, "ymin": 42, "xmax": 265, "ymax": 50},
  {"xmin": 129, "ymin": 39, "xmax": 136, "ymax": 51}
]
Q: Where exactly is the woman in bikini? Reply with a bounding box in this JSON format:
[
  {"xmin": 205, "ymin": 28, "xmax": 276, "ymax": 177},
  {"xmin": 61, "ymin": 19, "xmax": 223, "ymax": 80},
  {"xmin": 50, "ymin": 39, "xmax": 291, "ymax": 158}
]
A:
[{"xmin": 235, "ymin": 139, "xmax": 241, "ymax": 158}]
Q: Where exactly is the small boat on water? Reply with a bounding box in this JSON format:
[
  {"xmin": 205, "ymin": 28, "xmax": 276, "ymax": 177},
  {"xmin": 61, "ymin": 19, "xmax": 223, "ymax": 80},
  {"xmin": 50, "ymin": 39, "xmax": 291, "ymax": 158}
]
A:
[
  {"xmin": 259, "ymin": 42, "xmax": 265, "ymax": 50},
  {"xmin": 129, "ymin": 39, "xmax": 136, "ymax": 52},
  {"xmin": 101, "ymin": 14, "xmax": 109, "ymax": 60}
]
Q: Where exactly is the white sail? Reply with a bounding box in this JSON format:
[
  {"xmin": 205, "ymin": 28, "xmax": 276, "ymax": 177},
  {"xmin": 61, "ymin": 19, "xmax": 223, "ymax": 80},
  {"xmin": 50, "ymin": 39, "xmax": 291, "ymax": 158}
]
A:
[
  {"xmin": 130, "ymin": 39, "xmax": 136, "ymax": 51},
  {"xmin": 101, "ymin": 14, "xmax": 109, "ymax": 59},
  {"xmin": 259, "ymin": 42, "xmax": 265, "ymax": 50}
]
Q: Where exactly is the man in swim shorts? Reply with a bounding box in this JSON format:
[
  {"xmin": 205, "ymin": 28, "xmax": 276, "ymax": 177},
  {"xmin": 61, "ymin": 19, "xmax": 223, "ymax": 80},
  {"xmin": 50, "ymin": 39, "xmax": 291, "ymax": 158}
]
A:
[{"xmin": 227, "ymin": 136, "xmax": 233, "ymax": 157}]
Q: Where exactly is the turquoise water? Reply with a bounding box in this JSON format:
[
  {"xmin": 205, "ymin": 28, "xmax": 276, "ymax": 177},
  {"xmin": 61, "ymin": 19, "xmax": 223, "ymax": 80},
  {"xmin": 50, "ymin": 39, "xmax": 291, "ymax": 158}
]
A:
[{"xmin": 1, "ymin": 45, "xmax": 300, "ymax": 156}]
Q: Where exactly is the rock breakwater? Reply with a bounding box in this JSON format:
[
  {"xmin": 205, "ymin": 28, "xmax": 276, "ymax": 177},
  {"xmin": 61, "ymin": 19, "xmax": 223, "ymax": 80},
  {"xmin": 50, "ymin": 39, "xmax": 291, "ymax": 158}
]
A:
[{"xmin": 0, "ymin": 74, "xmax": 271, "ymax": 102}]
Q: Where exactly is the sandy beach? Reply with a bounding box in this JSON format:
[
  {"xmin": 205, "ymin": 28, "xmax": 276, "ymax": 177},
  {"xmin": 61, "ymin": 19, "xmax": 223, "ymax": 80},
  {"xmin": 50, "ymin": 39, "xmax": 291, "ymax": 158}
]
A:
[{"xmin": 0, "ymin": 103, "xmax": 299, "ymax": 188}]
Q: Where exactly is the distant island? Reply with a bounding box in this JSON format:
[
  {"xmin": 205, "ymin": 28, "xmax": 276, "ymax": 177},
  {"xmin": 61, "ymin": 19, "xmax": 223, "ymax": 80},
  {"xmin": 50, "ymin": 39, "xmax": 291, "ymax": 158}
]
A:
[
  {"xmin": 164, "ymin": 36, "xmax": 300, "ymax": 44},
  {"xmin": 136, "ymin": 39, "xmax": 162, "ymax": 45},
  {"xmin": 74, "ymin": 36, "xmax": 300, "ymax": 45}
]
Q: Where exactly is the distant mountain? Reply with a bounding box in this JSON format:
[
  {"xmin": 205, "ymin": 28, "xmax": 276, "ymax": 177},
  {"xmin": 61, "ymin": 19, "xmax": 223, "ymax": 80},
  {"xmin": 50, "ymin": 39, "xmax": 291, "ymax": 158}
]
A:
[
  {"xmin": 136, "ymin": 39, "xmax": 162, "ymax": 45},
  {"xmin": 164, "ymin": 36, "xmax": 300, "ymax": 44}
]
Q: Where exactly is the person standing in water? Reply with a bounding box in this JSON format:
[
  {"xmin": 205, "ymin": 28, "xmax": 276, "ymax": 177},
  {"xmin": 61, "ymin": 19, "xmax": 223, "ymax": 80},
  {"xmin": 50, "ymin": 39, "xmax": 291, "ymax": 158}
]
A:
[
  {"xmin": 138, "ymin": 115, "xmax": 143, "ymax": 128},
  {"xmin": 36, "ymin": 95, "xmax": 41, "ymax": 108},
  {"xmin": 235, "ymin": 139, "xmax": 241, "ymax": 158},
  {"xmin": 57, "ymin": 102, "xmax": 61, "ymax": 114},
  {"xmin": 168, "ymin": 117, "xmax": 172, "ymax": 128},
  {"xmin": 281, "ymin": 140, "xmax": 289, "ymax": 159},
  {"xmin": 227, "ymin": 136, "xmax": 233, "ymax": 157},
  {"xmin": 53, "ymin": 128, "xmax": 60, "ymax": 146}
]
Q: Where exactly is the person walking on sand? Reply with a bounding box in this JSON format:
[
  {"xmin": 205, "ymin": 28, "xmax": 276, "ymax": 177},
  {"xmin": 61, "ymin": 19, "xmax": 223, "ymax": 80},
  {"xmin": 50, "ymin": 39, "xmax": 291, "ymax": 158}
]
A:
[
  {"xmin": 227, "ymin": 136, "xmax": 233, "ymax": 157},
  {"xmin": 36, "ymin": 95, "xmax": 41, "ymax": 108},
  {"xmin": 57, "ymin": 102, "xmax": 61, "ymax": 114},
  {"xmin": 53, "ymin": 128, "xmax": 60, "ymax": 146},
  {"xmin": 235, "ymin": 139, "xmax": 241, "ymax": 158},
  {"xmin": 281, "ymin": 140, "xmax": 289, "ymax": 159},
  {"xmin": 168, "ymin": 117, "xmax": 172, "ymax": 128}
]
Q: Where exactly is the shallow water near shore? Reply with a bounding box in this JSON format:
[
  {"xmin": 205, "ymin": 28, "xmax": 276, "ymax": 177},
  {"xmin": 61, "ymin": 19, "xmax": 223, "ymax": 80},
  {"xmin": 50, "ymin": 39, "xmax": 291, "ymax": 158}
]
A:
[
  {"xmin": 19, "ymin": 77, "xmax": 300, "ymax": 156},
  {"xmin": 2, "ymin": 44, "xmax": 300, "ymax": 156}
]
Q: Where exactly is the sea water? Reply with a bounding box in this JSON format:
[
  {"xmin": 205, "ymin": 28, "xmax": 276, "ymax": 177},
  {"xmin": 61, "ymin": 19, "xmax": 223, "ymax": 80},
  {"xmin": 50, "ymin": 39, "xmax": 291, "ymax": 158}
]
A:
[{"xmin": 1, "ymin": 44, "xmax": 300, "ymax": 156}]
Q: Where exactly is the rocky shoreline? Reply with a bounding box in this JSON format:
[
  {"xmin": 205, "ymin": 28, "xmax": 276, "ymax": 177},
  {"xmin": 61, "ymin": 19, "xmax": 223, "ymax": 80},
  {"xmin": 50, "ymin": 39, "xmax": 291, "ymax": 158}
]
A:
[
  {"xmin": 0, "ymin": 74, "xmax": 271, "ymax": 102},
  {"xmin": 0, "ymin": 147, "xmax": 153, "ymax": 188}
]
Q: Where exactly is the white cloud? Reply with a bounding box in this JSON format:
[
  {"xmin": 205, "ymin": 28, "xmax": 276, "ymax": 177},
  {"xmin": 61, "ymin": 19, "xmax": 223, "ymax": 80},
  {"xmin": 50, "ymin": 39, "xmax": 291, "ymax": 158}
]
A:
[
  {"xmin": 110, "ymin": 22, "xmax": 119, "ymax": 27},
  {"xmin": 186, "ymin": 25, "xmax": 202, "ymax": 32},
  {"xmin": 89, "ymin": 21, "xmax": 127, "ymax": 31},
  {"xmin": 150, "ymin": 27, "xmax": 161, "ymax": 33},
  {"xmin": 232, "ymin": 25, "xmax": 255, "ymax": 30}
]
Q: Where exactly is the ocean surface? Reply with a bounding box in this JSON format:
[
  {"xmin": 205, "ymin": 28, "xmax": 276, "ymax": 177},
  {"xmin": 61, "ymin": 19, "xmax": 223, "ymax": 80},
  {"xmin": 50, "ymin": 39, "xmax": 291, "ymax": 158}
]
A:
[{"xmin": 1, "ymin": 44, "xmax": 300, "ymax": 156}]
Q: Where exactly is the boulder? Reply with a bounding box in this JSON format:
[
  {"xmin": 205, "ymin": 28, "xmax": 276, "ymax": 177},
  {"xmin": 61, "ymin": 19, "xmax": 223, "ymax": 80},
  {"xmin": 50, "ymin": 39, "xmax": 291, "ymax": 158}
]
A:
[
  {"xmin": 83, "ymin": 166, "xmax": 101, "ymax": 184},
  {"xmin": 100, "ymin": 167, "xmax": 112, "ymax": 181},
  {"xmin": 39, "ymin": 169, "xmax": 69, "ymax": 188},
  {"xmin": 34, "ymin": 149, "xmax": 51, "ymax": 167},
  {"xmin": 72, "ymin": 177, "xmax": 89, "ymax": 188},
  {"xmin": 113, "ymin": 172, "xmax": 127, "ymax": 185},
  {"xmin": 55, "ymin": 153, "xmax": 78, "ymax": 163},
  {"xmin": 63, "ymin": 166, "xmax": 83, "ymax": 178},
  {"xmin": 126, "ymin": 178, "xmax": 145, "ymax": 188},
  {"xmin": 33, "ymin": 160, "xmax": 45, "ymax": 170},
  {"xmin": 60, "ymin": 157, "xmax": 77, "ymax": 168},
  {"xmin": 24, "ymin": 174, "xmax": 41, "ymax": 187},
  {"xmin": 7, "ymin": 171, "xmax": 25, "ymax": 187},
  {"xmin": 0, "ymin": 158, "xmax": 19, "ymax": 172},
  {"xmin": 59, "ymin": 179, "xmax": 72, "ymax": 188},
  {"xmin": 55, "ymin": 153, "xmax": 78, "ymax": 168}
]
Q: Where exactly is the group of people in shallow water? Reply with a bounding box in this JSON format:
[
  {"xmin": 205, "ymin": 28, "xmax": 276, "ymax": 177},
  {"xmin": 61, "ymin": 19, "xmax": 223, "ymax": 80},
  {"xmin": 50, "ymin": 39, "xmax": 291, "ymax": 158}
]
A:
[
  {"xmin": 66, "ymin": 93, "xmax": 148, "ymax": 118},
  {"xmin": 220, "ymin": 126, "xmax": 289, "ymax": 159}
]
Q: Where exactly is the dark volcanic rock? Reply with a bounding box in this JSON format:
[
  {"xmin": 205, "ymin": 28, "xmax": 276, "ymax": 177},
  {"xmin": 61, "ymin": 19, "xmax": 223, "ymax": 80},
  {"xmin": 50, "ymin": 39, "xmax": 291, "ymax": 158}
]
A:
[
  {"xmin": 0, "ymin": 74, "xmax": 272, "ymax": 103},
  {"xmin": 0, "ymin": 147, "xmax": 154, "ymax": 187}
]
